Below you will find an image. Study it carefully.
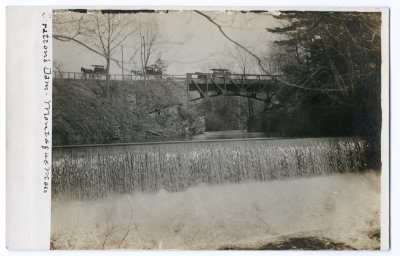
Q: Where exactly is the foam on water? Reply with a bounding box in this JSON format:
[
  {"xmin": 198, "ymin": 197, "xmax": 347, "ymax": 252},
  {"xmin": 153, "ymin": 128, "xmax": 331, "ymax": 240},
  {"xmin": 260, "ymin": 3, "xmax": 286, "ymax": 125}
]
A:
[{"xmin": 51, "ymin": 171, "xmax": 380, "ymax": 249}]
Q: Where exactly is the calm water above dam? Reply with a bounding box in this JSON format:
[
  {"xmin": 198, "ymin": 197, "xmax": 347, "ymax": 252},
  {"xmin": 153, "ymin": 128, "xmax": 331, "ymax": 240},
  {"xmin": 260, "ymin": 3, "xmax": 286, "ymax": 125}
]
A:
[
  {"xmin": 65, "ymin": 130, "xmax": 275, "ymax": 146},
  {"xmin": 189, "ymin": 130, "xmax": 273, "ymax": 141}
]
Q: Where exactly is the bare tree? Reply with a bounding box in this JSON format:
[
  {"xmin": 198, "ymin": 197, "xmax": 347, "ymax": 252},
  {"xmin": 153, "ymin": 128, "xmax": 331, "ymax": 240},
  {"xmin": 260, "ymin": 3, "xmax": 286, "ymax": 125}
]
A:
[
  {"xmin": 53, "ymin": 59, "xmax": 65, "ymax": 79},
  {"xmin": 230, "ymin": 45, "xmax": 255, "ymax": 76},
  {"xmin": 53, "ymin": 11, "xmax": 137, "ymax": 97},
  {"xmin": 229, "ymin": 45, "xmax": 257, "ymax": 118},
  {"xmin": 137, "ymin": 13, "xmax": 162, "ymax": 82}
]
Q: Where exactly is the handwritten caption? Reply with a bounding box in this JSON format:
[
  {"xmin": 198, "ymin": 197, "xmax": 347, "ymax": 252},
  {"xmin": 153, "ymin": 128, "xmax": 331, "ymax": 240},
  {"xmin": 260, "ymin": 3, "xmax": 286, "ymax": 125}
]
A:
[{"xmin": 42, "ymin": 12, "xmax": 51, "ymax": 193}]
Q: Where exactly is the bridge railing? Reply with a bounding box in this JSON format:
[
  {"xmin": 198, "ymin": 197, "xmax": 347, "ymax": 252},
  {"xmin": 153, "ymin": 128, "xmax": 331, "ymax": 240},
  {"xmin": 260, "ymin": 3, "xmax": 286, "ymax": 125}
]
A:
[
  {"xmin": 53, "ymin": 72, "xmax": 147, "ymax": 81},
  {"xmin": 186, "ymin": 73, "xmax": 275, "ymax": 83},
  {"xmin": 164, "ymin": 75, "xmax": 187, "ymax": 81},
  {"xmin": 53, "ymin": 72, "xmax": 84, "ymax": 80},
  {"xmin": 53, "ymin": 72, "xmax": 275, "ymax": 83},
  {"xmin": 53, "ymin": 72, "xmax": 188, "ymax": 81}
]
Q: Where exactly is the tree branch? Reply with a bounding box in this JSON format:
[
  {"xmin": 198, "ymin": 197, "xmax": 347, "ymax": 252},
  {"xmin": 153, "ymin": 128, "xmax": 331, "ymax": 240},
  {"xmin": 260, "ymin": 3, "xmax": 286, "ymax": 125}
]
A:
[{"xmin": 194, "ymin": 11, "xmax": 344, "ymax": 93}]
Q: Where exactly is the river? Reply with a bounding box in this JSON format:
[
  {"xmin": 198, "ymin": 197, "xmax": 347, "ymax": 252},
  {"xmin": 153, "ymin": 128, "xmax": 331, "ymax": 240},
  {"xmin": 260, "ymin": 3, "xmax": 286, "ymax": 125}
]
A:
[{"xmin": 51, "ymin": 133, "xmax": 380, "ymax": 249}]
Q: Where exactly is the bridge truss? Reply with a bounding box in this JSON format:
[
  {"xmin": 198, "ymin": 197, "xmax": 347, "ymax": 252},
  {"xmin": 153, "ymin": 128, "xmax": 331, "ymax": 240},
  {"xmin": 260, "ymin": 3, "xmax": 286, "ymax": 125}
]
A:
[{"xmin": 186, "ymin": 73, "xmax": 278, "ymax": 102}]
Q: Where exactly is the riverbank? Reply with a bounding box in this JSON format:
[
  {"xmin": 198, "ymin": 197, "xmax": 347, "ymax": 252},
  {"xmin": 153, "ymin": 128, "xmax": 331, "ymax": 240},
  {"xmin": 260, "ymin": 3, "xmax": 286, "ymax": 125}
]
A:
[{"xmin": 52, "ymin": 79, "xmax": 201, "ymax": 145}]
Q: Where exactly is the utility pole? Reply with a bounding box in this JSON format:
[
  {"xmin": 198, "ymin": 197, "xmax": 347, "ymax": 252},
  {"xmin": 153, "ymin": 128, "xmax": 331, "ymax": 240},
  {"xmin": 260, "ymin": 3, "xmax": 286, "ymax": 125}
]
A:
[
  {"xmin": 140, "ymin": 36, "xmax": 147, "ymax": 85},
  {"xmin": 142, "ymin": 36, "xmax": 146, "ymax": 82},
  {"xmin": 121, "ymin": 45, "xmax": 124, "ymax": 80}
]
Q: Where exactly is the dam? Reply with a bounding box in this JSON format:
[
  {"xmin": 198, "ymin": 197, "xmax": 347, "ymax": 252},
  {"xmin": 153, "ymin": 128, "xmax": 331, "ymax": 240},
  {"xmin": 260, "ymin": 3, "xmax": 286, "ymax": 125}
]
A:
[{"xmin": 52, "ymin": 135, "xmax": 367, "ymax": 199}]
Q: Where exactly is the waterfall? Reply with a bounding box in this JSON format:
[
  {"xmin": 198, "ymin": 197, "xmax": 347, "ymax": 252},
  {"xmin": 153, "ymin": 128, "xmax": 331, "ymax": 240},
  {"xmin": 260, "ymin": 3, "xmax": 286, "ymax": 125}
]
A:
[{"xmin": 52, "ymin": 137, "xmax": 368, "ymax": 199}]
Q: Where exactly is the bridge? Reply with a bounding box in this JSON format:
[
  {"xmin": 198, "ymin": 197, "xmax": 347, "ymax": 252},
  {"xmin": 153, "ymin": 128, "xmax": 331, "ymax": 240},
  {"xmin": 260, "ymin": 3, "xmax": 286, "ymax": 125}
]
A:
[
  {"xmin": 53, "ymin": 71, "xmax": 278, "ymax": 102},
  {"xmin": 186, "ymin": 72, "xmax": 277, "ymax": 102}
]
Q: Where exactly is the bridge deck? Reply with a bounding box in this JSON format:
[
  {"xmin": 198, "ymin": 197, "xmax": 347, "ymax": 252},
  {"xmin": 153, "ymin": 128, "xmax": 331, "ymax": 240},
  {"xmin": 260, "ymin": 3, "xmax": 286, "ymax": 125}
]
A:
[{"xmin": 186, "ymin": 73, "xmax": 276, "ymax": 101}]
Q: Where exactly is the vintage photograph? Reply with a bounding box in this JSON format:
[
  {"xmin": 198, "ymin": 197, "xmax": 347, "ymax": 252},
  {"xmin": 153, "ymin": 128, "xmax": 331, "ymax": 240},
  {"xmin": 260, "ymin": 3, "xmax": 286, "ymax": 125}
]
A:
[{"xmin": 51, "ymin": 9, "xmax": 383, "ymax": 250}]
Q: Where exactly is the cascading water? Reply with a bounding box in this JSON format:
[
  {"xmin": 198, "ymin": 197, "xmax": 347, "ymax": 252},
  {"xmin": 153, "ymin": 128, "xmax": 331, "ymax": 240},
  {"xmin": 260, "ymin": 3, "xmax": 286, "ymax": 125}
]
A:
[{"xmin": 52, "ymin": 137, "xmax": 368, "ymax": 199}]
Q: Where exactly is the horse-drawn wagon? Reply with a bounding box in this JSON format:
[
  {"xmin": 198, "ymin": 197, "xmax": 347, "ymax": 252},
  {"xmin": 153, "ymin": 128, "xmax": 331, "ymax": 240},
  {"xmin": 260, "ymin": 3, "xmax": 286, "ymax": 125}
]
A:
[
  {"xmin": 130, "ymin": 65, "xmax": 163, "ymax": 80},
  {"xmin": 144, "ymin": 65, "xmax": 163, "ymax": 79},
  {"xmin": 81, "ymin": 65, "xmax": 108, "ymax": 79}
]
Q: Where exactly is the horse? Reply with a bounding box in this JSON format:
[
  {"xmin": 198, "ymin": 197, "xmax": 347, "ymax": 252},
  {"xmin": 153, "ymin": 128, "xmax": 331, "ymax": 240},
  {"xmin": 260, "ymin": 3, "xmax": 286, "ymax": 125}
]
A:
[
  {"xmin": 145, "ymin": 66, "xmax": 162, "ymax": 79},
  {"xmin": 131, "ymin": 70, "xmax": 143, "ymax": 80},
  {"xmin": 81, "ymin": 67, "xmax": 94, "ymax": 79}
]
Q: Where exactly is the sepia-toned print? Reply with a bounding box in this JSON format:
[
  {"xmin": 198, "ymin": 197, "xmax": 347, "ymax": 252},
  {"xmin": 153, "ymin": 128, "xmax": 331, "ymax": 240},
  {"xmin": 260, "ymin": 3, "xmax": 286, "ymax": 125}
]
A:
[{"xmin": 51, "ymin": 9, "xmax": 384, "ymax": 250}]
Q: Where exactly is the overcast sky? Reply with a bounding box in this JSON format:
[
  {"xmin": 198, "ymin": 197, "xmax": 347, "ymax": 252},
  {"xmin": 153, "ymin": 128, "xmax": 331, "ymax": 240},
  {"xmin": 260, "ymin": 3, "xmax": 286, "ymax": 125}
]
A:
[{"xmin": 53, "ymin": 10, "xmax": 281, "ymax": 76}]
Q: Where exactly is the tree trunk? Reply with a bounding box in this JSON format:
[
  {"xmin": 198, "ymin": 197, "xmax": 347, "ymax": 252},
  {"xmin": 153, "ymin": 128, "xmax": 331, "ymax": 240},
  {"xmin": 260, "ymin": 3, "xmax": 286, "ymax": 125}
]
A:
[{"xmin": 106, "ymin": 57, "xmax": 110, "ymax": 98}]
